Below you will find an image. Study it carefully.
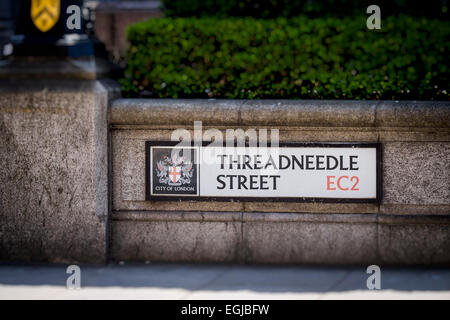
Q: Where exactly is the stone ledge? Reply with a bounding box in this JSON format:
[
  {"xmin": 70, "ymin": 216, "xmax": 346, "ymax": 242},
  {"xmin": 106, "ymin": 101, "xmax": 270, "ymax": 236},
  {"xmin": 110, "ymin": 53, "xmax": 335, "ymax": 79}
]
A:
[
  {"xmin": 109, "ymin": 99, "xmax": 242, "ymax": 126},
  {"xmin": 110, "ymin": 211, "xmax": 450, "ymax": 265},
  {"xmin": 109, "ymin": 99, "xmax": 450, "ymax": 128},
  {"xmin": 379, "ymin": 204, "xmax": 450, "ymax": 215},
  {"xmin": 112, "ymin": 211, "xmax": 449, "ymax": 225},
  {"xmin": 242, "ymin": 212, "xmax": 376, "ymax": 223},
  {"xmin": 112, "ymin": 211, "xmax": 242, "ymax": 222},
  {"xmin": 376, "ymin": 101, "xmax": 450, "ymax": 128},
  {"xmin": 377, "ymin": 214, "xmax": 450, "ymax": 225}
]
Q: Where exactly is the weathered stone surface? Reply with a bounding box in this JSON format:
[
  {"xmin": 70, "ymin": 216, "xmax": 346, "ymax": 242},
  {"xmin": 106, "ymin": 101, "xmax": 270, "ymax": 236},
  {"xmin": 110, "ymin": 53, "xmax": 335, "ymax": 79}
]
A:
[
  {"xmin": 279, "ymin": 129, "xmax": 379, "ymax": 143},
  {"xmin": 376, "ymin": 215, "xmax": 450, "ymax": 265},
  {"xmin": 378, "ymin": 223, "xmax": 450, "ymax": 265},
  {"xmin": 110, "ymin": 99, "xmax": 242, "ymax": 126},
  {"xmin": 243, "ymin": 202, "xmax": 378, "ymax": 214},
  {"xmin": 240, "ymin": 100, "xmax": 377, "ymax": 127},
  {"xmin": 378, "ymin": 129, "xmax": 450, "ymax": 142},
  {"xmin": 111, "ymin": 213, "xmax": 380, "ymax": 264},
  {"xmin": 383, "ymin": 142, "xmax": 450, "ymax": 205},
  {"xmin": 380, "ymin": 204, "xmax": 450, "ymax": 215},
  {"xmin": 242, "ymin": 212, "xmax": 377, "ymax": 223},
  {"xmin": 376, "ymin": 101, "xmax": 450, "ymax": 128},
  {"xmin": 111, "ymin": 220, "xmax": 242, "ymax": 263},
  {"xmin": 377, "ymin": 214, "xmax": 450, "ymax": 225},
  {"xmin": 119, "ymin": 138, "xmax": 146, "ymax": 201},
  {"xmin": 111, "ymin": 212, "xmax": 450, "ymax": 265},
  {"xmin": 113, "ymin": 211, "xmax": 242, "ymax": 222},
  {"xmin": 110, "ymin": 99, "xmax": 377, "ymax": 127},
  {"xmin": 110, "ymin": 99, "xmax": 450, "ymax": 128},
  {"xmin": 0, "ymin": 78, "xmax": 119, "ymax": 263},
  {"xmin": 242, "ymin": 221, "xmax": 377, "ymax": 264}
]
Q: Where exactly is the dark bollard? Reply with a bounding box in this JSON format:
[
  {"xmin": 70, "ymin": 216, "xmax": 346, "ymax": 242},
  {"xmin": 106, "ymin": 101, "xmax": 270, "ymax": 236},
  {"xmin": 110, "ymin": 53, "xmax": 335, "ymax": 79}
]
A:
[{"xmin": 11, "ymin": 0, "xmax": 104, "ymax": 57}]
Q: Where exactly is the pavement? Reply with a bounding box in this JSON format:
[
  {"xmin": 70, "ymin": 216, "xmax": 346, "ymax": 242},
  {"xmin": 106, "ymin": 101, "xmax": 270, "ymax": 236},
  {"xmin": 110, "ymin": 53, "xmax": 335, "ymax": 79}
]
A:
[{"xmin": 0, "ymin": 263, "xmax": 449, "ymax": 300}]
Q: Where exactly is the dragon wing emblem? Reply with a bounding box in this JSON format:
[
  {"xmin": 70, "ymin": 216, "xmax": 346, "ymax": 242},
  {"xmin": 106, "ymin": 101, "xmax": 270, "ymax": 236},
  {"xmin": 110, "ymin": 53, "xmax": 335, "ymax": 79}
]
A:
[{"xmin": 156, "ymin": 159, "xmax": 170, "ymax": 184}]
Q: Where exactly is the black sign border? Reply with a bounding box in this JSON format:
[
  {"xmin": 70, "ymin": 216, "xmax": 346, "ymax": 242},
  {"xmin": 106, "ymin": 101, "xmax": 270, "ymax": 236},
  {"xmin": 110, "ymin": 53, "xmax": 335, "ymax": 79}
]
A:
[{"xmin": 146, "ymin": 141, "xmax": 382, "ymax": 204}]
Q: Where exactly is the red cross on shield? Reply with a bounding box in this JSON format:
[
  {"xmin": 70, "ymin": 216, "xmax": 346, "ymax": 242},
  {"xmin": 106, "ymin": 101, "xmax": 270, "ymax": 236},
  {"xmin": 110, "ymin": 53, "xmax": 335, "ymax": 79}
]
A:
[{"xmin": 169, "ymin": 166, "xmax": 181, "ymax": 183}]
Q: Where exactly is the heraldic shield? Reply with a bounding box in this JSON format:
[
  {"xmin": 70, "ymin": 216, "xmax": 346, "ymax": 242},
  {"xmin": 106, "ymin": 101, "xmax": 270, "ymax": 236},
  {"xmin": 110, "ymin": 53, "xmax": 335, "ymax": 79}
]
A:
[{"xmin": 31, "ymin": 0, "xmax": 61, "ymax": 32}]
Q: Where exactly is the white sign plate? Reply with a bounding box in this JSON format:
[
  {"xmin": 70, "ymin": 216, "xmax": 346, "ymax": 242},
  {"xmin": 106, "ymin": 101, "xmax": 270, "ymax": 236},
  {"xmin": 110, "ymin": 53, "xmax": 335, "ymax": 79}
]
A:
[{"xmin": 146, "ymin": 142, "xmax": 381, "ymax": 203}]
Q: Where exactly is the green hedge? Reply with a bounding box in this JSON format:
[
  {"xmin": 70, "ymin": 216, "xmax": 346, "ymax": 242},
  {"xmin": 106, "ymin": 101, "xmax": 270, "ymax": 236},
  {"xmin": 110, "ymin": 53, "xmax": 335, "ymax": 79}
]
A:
[
  {"xmin": 120, "ymin": 16, "xmax": 449, "ymax": 100},
  {"xmin": 161, "ymin": 0, "xmax": 449, "ymax": 19}
]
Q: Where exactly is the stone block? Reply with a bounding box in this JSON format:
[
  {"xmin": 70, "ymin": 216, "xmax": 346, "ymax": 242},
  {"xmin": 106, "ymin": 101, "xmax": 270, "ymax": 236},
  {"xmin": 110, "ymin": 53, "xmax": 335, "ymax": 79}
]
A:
[
  {"xmin": 0, "ymin": 78, "xmax": 119, "ymax": 263},
  {"xmin": 378, "ymin": 218, "xmax": 450, "ymax": 265},
  {"xmin": 382, "ymin": 142, "xmax": 450, "ymax": 205},
  {"xmin": 242, "ymin": 214, "xmax": 377, "ymax": 264},
  {"xmin": 111, "ymin": 220, "xmax": 242, "ymax": 263}
]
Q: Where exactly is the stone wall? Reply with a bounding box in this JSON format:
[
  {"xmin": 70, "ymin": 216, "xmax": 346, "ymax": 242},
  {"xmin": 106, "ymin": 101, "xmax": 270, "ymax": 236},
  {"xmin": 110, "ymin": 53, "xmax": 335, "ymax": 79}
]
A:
[
  {"xmin": 0, "ymin": 61, "xmax": 121, "ymax": 263},
  {"xmin": 1, "ymin": 94, "xmax": 448, "ymax": 265},
  {"xmin": 109, "ymin": 99, "xmax": 450, "ymax": 265}
]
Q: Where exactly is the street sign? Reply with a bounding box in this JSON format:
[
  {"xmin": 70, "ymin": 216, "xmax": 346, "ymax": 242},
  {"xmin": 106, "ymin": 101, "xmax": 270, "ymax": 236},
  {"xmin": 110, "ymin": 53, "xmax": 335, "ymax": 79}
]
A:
[{"xmin": 146, "ymin": 142, "xmax": 381, "ymax": 203}]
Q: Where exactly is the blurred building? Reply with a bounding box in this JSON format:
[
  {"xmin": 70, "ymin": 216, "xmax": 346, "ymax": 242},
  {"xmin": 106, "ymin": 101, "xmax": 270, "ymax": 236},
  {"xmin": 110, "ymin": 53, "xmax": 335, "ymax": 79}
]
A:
[
  {"xmin": 0, "ymin": 1, "xmax": 17, "ymax": 59},
  {"xmin": 89, "ymin": 0, "xmax": 163, "ymax": 61},
  {"xmin": 0, "ymin": 0, "xmax": 163, "ymax": 61}
]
